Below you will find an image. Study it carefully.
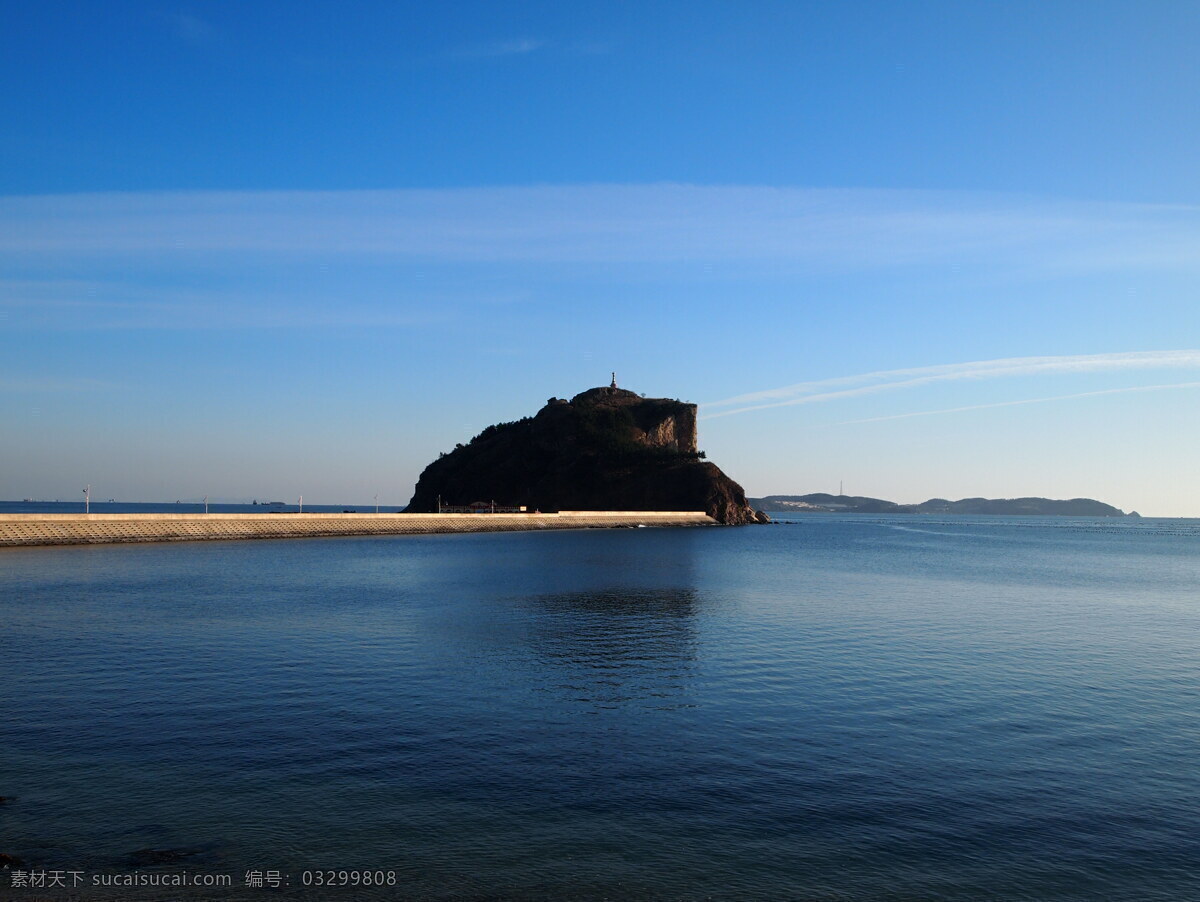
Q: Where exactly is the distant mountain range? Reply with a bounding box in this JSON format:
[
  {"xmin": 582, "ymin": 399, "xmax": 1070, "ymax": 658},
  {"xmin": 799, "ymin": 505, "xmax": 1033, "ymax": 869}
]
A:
[{"xmin": 748, "ymin": 493, "xmax": 1137, "ymax": 517}]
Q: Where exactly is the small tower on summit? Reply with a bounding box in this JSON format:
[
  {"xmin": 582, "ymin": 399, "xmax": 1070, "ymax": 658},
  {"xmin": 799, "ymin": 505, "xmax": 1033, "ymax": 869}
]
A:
[{"xmin": 610, "ymin": 372, "xmax": 618, "ymax": 390}]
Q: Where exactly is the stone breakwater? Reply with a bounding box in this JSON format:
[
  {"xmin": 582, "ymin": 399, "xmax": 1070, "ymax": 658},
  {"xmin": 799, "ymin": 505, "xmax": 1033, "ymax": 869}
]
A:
[{"xmin": 0, "ymin": 511, "xmax": 716, "ymax": 548}]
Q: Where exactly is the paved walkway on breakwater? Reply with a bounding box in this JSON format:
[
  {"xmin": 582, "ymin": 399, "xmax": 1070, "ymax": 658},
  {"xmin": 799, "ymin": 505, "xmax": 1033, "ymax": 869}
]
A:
[{"xmin": 0, "ymin": 511, "xmax": 716, "ymax": 548}]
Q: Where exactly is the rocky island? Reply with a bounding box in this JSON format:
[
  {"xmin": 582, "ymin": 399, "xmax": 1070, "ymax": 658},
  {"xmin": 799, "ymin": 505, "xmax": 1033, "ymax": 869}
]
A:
[{"xmin": 406, "ymin": 379, "xmax": 768, "ymax": 525}]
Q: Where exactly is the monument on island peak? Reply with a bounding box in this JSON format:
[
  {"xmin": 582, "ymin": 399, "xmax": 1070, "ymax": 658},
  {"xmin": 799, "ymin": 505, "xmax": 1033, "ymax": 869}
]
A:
[{"xmin": 405, "ymin": 380, "xmax": 768, "ymax": 525}]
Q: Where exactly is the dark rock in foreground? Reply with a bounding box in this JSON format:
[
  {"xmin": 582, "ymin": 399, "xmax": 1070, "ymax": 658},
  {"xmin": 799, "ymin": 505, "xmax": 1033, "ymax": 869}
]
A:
[{"xmin": 407, "ymin": 385, "xmax": 767, "ymax": 525}]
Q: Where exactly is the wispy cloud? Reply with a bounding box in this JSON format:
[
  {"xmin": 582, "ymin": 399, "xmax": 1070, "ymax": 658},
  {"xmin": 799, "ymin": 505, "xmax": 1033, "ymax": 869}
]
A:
[
  {"xmin": 832, "ymin": 381, "xmax": 1200, "ymax": 426},
  {"xmin": 158, "ymin": 11, "xmax": 215, "ymax": 45},
  {"xmin": 3, "ymin": 186, "xmax": 1199, "ymax": 269},
  {"xmin": 0, "ymin": 279, "xmax": 454, "ymax": 331},
  {"xmin": 701, "ymin": 351, "xmax": 1200, "ymax": 419},
  {"xmin": 453, "ymin": 38, "xmax": 546, "ymax": 58},
  {"xmin": 568, "ymin": 40, "xmax": 614, "ymax": 56},
  {"xmin": 0, "ymin": 376, "xmax": 120, "ymax": 393}
]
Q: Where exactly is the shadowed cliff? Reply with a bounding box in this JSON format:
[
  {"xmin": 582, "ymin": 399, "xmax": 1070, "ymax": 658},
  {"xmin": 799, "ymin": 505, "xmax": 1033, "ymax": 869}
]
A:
[{"xmin": 406, "ymin": 386, "xmax": 767, "ymax": 525}]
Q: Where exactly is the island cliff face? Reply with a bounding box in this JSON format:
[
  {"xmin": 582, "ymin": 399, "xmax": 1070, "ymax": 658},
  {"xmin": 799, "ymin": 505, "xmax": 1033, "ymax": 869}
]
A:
[{"xmin": 406, "ymin": 386, "xmax": 767, "ymax": 525}]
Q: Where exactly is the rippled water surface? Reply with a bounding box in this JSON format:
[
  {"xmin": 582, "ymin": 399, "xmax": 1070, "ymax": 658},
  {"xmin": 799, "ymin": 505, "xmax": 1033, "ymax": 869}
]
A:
[{"xmin": 3, "ymin": 516, "xmax": 1200, "ymax": 899}]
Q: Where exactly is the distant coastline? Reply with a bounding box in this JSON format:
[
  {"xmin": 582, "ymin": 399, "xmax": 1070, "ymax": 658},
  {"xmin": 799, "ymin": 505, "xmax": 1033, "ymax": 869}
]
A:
[{"xmin": 749, "ymin": 494, "xmax": 1137, "ymax": 517}]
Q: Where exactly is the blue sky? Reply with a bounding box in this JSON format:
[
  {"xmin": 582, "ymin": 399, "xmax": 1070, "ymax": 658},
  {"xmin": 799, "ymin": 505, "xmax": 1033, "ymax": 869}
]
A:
[{"xmin": 3, "ymin": 1, "xmax": 1199, "ymax": 514}]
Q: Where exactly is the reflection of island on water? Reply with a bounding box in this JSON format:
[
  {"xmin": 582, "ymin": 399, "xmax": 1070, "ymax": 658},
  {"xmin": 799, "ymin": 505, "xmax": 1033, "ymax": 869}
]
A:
[{"xmin": 515, "ymin": 587, "xmax": 702, "ymax": 711}]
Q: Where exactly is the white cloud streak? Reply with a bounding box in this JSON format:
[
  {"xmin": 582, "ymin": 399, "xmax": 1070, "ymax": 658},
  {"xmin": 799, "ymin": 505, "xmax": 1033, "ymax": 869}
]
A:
[
  {"xmin": 701, "ymin": 351, "xmax": 1200, "ymax": 419},
  {"xmin": 0, "ymin": 376, "xmax": 120, "ymax": 393},
  {"xmin": 159, "ymin": 12, "xmax": 215, "ymax": 45},
  {"xmin": 2, "ymin": 186, "xmax": 1198, "ymax": 269},
  {"xmin": 832, "ymin": 381, "xmax": 1200, "ymax": 426},
  {"xmin": 453, "ymin": 38, "xmax": 546, "ymax": 58},
  {"xmin": 0, "ymin": 279, "xmax": 454, "ymax": 330}
]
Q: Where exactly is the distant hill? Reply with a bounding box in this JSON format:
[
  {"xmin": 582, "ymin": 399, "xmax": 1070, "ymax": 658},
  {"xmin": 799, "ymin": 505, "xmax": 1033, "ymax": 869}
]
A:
[{"xmin": 748, "ymin": 493, "xmax": 1130, "ymax": 517}]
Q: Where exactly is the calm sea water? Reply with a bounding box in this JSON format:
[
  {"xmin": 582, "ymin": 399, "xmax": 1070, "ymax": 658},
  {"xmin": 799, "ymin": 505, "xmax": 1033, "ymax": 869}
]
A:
[{"xmin": 2, "ymin": 515, "xmax": 1199, "ymax": 900}]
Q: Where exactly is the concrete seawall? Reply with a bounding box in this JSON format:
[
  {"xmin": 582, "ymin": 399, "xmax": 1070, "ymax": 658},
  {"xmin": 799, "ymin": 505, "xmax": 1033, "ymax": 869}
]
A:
[{"xmin": 0, "ymin": 511, "xmax": 716, "ymax": 548}]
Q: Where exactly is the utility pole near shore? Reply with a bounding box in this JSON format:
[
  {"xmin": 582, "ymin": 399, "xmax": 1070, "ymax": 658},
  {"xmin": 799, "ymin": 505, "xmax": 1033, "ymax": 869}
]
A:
[{"xmin": 83, "ymin": 484, "xmax": 90, "ymax": 514}]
